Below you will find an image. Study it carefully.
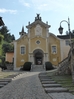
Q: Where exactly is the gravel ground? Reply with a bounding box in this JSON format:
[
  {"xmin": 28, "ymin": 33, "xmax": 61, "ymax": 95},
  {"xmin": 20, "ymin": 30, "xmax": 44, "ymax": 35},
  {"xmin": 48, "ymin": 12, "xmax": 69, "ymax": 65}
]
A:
[{"xmin": 0, "ymin": 72, "xmax": 51, "ymax": 99}]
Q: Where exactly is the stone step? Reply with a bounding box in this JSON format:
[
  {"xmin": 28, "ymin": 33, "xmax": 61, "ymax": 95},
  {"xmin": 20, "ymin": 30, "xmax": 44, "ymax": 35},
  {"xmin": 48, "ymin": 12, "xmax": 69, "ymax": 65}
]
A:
[
  {"xmin": 32, "ymin": 65, "xmax": 45, "ymax": 72},
  {"xmin": 45, "ymin": 87, "xmax": 69, "ymax": 93},
  {"xmin": 39, "ymin": 75, "xmax": 50, "ymax": 77},
  {"xmin": 0, "ymin": 85, "xmax": 4, "ymax": 88},
  {"xmin": 0, "ymin": 82, "xmax": 9, "ymax": 85},
  {"xmin": 39, "ymin": 77, "xmax": 52, "ymax": 79},
  {"xmin": 39, "ymin": 72, "xmax": 47, "ymax": 74},
  {"xmin": 69, "ymin": 90, "xmax": 74, "ymax": 92},
  {"xmin": 0, "ymin": 79, "xmax": 12, "ymax": 82},
  {"xmin": 39, "ymin": 74, "xmax": 47, "ymax": 76},
  {"xmin": 48, "ymin": 93, "xmax": 74, "ymax": 99},
  {"xmin": 42, "ymin": 81, "xmax": 57, "ymax": 84},
  {"xmin": 39, "ymin": 76, "xmax": 52, "ymax": 79},
  {"xmin": 43, "ymin": 84, "xmax": 62, "ymax": 87},
  {"xmin": 40, "ymin": 79, "xmax": 53, "ymax": 81}
]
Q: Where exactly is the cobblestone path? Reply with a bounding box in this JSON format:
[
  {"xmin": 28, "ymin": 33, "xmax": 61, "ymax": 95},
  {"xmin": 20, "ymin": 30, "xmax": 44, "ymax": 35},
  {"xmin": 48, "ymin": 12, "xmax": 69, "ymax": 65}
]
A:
[{"xmin": 0, "ymin": 72, "xmax": 51, "ymax": 99}]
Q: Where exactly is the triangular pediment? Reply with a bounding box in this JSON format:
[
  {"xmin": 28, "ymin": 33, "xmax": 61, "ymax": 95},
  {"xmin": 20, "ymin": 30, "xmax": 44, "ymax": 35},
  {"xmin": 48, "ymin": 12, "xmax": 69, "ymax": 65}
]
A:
[{"xmin": 26, "ymin": 14, "xmax": 51, "ymax": 29}]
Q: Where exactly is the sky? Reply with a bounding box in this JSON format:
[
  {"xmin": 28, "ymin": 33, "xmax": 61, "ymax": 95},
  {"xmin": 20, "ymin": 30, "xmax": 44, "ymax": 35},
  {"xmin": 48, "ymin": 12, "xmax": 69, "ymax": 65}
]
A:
[{"xmin": 0, "ymin": 0, "xmax": 74, "ymax": 39}]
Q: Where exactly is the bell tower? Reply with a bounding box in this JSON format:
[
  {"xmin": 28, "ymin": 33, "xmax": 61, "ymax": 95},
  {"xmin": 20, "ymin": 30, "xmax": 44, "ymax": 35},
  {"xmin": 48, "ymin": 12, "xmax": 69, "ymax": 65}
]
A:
[{"xmin": 19, "ymin": 26, "xmax": 26, "ymax": 37}]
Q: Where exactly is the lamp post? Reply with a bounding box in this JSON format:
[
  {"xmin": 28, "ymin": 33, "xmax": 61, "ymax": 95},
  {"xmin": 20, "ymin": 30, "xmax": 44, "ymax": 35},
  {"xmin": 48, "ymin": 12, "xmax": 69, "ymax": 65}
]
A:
[
  {"xmin": 58, "ymin": 18, "xmax": 71, "ymax": 41},
  {"xmin": 58, "ymin": 18, "xmax": 74, "ymax": 82}
]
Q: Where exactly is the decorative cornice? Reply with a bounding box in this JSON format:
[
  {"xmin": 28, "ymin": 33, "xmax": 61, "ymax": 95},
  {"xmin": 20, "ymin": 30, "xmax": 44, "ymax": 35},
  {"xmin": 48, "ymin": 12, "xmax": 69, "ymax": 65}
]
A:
[{"xmin": 26, "ymin": 20, "xmax": 51, "ymax": 29}]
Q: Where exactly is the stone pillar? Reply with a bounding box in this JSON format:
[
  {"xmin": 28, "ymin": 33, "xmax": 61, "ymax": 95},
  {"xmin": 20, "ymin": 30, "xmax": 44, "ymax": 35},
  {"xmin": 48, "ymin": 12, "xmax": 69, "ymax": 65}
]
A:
[
  {"xmin": 29, "ymin": 53, "xmax": 34, "ymax": 64},
  {"xmin": 29, "ymin": 54, "xmax": 30, "ymax": 61},
  {"xmin": 14, "ymin": 42, "xmax": 17, "ymax": 70},
  {"xmin": 45, "ymin": 53, "xmax": 49, "ymax": 61},
  {"xmin": 46, "ymin": 27, "xmax": 49, "ymax": 37},
  {"xmin": 44, "ymin": 53, "xmax": 49, "ymax": 62},
  {"xmin": 44, "ymin": 53, "xmax": 45, "ymax": 63}
]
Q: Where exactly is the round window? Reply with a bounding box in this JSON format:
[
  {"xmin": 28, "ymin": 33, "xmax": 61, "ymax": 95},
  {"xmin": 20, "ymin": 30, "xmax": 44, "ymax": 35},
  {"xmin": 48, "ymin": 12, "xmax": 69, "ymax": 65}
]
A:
[{"xmin": 36, "ymin": 40, "xmax": 40, "ymax": 44}]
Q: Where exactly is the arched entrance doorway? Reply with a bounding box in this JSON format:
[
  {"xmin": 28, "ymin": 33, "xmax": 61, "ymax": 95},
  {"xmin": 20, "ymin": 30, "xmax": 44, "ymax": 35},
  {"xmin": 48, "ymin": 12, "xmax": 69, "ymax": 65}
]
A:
[{"xmin": 33, "ymin": 49, "xmax": 43, "ymax": 65}]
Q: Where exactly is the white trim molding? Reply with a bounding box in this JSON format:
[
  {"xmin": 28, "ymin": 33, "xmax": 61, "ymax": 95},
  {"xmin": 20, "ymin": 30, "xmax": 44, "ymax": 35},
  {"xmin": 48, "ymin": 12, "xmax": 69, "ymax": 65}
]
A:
[
  {"xmin": 14, "ymin": 42, "xmax": 17, "ymax": 70},
  {"xmin": 35, "ymin": 40, "xmax": 41, "ymax": 45},
  {"xmin": 32, "ymin": 47, "xmax": 45, "ymax": 53},
  {"xmin": 35, "ymin": 24, "xmax": 42, "ymax": 36}
]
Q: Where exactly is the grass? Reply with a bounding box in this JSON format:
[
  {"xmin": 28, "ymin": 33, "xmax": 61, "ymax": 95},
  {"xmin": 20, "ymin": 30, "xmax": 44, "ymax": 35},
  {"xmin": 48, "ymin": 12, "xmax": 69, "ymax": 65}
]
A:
[
  {"xmin": 0, "ymin": 71, "xmax": 18, "ymax": 79},
  {"xmin": 52, "ymin": 75, "xmax": 74, "ymax": 94}
]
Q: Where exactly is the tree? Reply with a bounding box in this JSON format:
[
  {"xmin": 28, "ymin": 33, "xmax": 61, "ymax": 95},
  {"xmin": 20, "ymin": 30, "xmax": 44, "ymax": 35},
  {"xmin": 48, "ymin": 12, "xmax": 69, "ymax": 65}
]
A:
[
  {"xmin": 0, "ymin": 33, "xmax": 4, "ymax": 43},
  {"xmin": 0, "ymin": 25, "xmax": 15, "ymax": 42},
  {"xmin": 2, "ymin": 43, "xmax": 14, "ymax": 55}
]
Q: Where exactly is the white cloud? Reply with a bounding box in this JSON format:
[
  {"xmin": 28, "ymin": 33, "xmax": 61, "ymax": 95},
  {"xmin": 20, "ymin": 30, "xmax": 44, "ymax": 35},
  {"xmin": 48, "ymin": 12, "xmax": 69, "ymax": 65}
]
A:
[
  {"xmin": 0, "ymin": 8, "xmax": 17, "ymax": 14},
  {"xmin": 18, "ymin": 0, "xmax": 74, "ymax": 12},
  {"xmin": 31, "ymin": 0, "xmax": 74, "ymax": 12},
  {"xmin": 19, "ymin": 0, "xmax": 30, "ymax": 7}
]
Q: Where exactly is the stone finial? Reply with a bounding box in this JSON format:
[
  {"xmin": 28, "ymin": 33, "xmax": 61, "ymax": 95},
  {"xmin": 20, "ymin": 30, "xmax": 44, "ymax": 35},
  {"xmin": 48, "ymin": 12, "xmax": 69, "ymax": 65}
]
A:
[
  {"xmin": 28, "ymin": 21, "xmax": 30, "ymax": 25},
  {"xmin": 35, "ymin": 14, "xmax": 42, "ymax": 21},
  {"xmin": 37, "ymin": 14, "xmax": 40, "ymax": 19},
  {"xmin": 46, "ymin": 21, "xmax": 48, "ymax": 24}
]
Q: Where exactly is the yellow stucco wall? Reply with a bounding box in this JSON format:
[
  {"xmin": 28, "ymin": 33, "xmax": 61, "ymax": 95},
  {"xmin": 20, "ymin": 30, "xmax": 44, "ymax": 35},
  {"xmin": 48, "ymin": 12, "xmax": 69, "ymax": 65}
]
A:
[
  {"xmin": 30, "ymin": 37, "xmax": 46, "ymax": 52},
  {"xmin": 30, "ymin": 26, "xmax": 35, "ymax": 38},
  {"xmin": 48, "ymin": 34, "xmax": 61, "ymax": 65},
  {"xmin": 42, "ymin": 27, "xmax": 47, "ymax": 37},
  {"xmin": 16, "ymin": 36, "xmax": 28, "ymax": 67}
]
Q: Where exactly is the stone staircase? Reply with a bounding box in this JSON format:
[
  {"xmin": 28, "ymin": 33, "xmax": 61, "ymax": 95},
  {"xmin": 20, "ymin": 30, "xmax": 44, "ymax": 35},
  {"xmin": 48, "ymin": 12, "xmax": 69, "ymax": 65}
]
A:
[
  {"xmin": 0, "ymin": 72, "xmax": 21, "ymax": 89},
  {"xmin": 31, "ymin": 65, "xmax": 45, "ymax": 72},
  {"xmin": 57, "ymin": 57, "xmax": 70, "ymax": 75},
  {"xmin": 56, "ymin": 49, "xmax": 71, "ymax": 75},
  {"xmin": 39, "ymin": 73, "xmax": 69, "ymax": 93},
  {"xmin": 56, "ymin": 42, "xmax": 74, "ymax": 75},
  {"xmin": 39, "ymin": 73, "xmax": 74, "ymax": 99}
]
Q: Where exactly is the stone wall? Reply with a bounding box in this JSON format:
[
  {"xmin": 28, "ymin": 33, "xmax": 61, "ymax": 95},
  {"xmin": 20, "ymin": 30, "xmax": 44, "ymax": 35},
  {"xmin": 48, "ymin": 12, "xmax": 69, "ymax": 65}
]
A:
[
  {"xmin": 56, "ymin": 42, "xmax": 74, "ymax": 75},
  {"xmin": 6, "ymin": 63, "xmax": 13, "ymax": 70}
]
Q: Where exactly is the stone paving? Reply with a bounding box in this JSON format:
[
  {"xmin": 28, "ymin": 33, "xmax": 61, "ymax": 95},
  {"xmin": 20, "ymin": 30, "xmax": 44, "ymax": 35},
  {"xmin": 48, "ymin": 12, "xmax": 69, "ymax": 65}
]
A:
[
  {"xmin": 0, "ymin": 65, "xmax": 74, "ymax": 99},
  {"xmin": 0, "ymin": 72, "xmax": 51, "ymax": 99},
  {"xmin": 0, "ymin": 72, "xmax": 21, "ymax": 88}
]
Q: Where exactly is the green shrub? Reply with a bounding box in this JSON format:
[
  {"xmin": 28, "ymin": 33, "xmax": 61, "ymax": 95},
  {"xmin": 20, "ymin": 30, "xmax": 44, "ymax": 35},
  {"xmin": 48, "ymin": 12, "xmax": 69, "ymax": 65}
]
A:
[
  {"xmin": 0, "ymin": 63, "xmax": 7, "ymax": 70},
  {"xmin": 21, "ymin": 62, "xmax": 32, "ymax": 71},
  {"xmin": 45, "ymin": 61, "xmax": 54, "ymax": 71}
]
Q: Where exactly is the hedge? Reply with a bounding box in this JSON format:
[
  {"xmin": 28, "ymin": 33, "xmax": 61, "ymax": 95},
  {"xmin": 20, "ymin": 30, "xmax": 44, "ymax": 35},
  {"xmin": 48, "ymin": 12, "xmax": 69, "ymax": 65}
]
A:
[
  {"xmin": 20, "ymin": 62, "xmax": 32, "ymax": 71},
  {"xmin": 45, "ymin": 61, "xmax": 54, "ymax": 71}
]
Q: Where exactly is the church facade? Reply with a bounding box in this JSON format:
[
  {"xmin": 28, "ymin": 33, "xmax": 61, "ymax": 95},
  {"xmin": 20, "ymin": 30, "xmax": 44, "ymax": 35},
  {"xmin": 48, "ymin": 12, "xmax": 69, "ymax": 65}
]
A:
[{"xmin": 13, "ymin": 14, "xmax": 70, "ymax": 70}]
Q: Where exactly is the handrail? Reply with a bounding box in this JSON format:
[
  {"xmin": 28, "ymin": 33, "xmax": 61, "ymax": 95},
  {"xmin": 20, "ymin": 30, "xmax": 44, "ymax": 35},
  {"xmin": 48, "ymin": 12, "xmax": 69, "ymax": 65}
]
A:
[{"xmin": 58, "ymin": 57, "xmax": 68, "ymax": 65}]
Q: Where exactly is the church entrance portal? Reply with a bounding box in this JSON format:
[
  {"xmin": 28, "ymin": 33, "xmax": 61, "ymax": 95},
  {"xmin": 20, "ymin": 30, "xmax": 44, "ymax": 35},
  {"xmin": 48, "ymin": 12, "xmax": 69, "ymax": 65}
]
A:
[{"xmin": 33, "ymin": 49, "xmax": 43, "ymax": 65}]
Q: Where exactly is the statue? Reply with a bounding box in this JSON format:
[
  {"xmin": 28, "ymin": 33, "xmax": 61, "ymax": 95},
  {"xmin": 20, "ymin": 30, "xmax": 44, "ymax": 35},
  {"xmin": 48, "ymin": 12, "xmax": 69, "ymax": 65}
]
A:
[
  {"xmin": 35, "ymin": 14, "xmax": 41, "ymax": 21},
  {"xmin": 37, "ymin": 14, "xmax": 40, "ymax": 19}
]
